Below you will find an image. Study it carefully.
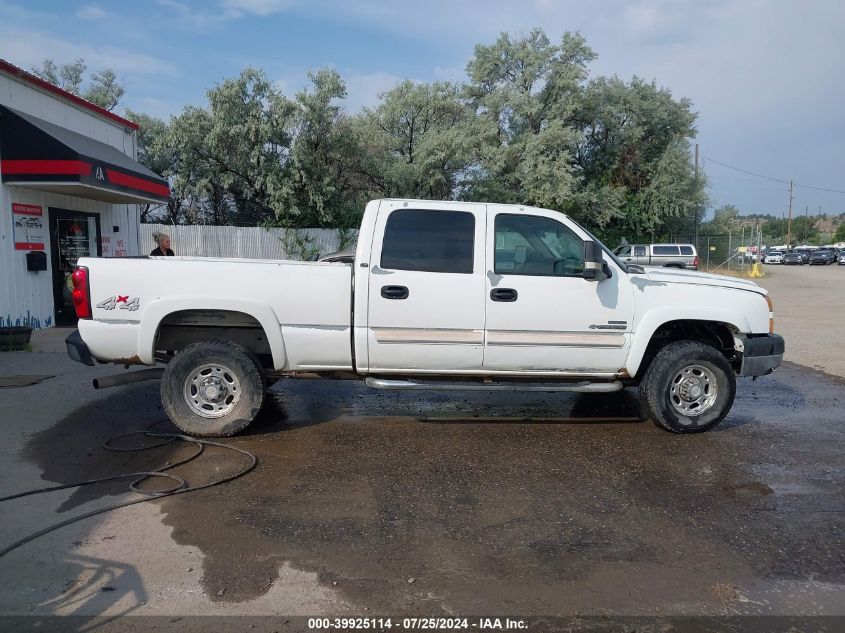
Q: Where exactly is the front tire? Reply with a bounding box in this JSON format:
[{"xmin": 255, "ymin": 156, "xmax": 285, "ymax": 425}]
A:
[
  {"xmin": 161, "ymin": 339, "xmax": 265, "ymax": 437},
  {"xmin": 639, "ymin": 341, "xmax": 736, "ymax": 433}
]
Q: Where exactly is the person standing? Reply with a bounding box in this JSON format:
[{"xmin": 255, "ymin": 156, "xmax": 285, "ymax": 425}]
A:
[{"xmin": 150, "ymin": 232, "xmax": 175, "ymax": 256}]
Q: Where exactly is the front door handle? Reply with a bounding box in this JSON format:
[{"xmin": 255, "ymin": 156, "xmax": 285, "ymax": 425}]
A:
[
  {"xmin": 490, "ymin": 288, "xmax": 518, "ymax": 302},
  {"xmin": 381, "ymin": 285, "xmax": 409, "ymax": 300}
]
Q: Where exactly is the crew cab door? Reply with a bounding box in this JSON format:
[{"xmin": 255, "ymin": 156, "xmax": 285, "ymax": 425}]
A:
[
  {"xmin": 365, "ymin": 201, "xmax": 487, "ymax": 372},
  {"xmin": 483, "ymin": 206, "xmax": 634, "ymax": 375}
]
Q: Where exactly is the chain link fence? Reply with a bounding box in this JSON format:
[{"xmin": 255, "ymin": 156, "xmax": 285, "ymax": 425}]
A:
[
  {"xmin": 140, "ymin": 224, "xmax": 358, "ymax": 260},
  {"xmin": 614, "ymin": 233, "xmax": 764, "ymax": 272}
]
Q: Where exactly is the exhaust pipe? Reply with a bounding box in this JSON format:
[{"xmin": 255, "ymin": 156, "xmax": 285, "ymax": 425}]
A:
[{"xmin": 93, "ymin": 368, "xmax": 164, "ymax": 390}]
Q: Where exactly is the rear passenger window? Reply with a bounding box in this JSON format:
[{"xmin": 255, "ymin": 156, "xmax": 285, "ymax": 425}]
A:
[
  {"xmin": 380, "ymin": 209, "xmax": 474, "ymax": 274},
  {"xmin": 653, "ymin": 245, "xmax": 680, "ymax": 255},
  {"xmin": 680, "ymin": 246, "xmax": 694, "ymax": 255},
  {"xmin": 634, "ymin": 246, "xmax": 647, "ymax": 257}
]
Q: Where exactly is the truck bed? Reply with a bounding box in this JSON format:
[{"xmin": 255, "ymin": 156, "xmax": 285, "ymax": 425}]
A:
[{"xmin": 77, "ymin": 256, "xmax": 354, "ymax": 370}]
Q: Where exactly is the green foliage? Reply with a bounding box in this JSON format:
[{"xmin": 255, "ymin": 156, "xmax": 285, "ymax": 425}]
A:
[
  {"xmin": 834, "ymin": 222, "xmax": 845, "ymax": 242},
  {"xmin": 31, "ymin": 58, "xmax": 125, "ymax": 111},
  {"xmin": 762, "ymin": 216, "xmax": 820, "ymax": 244},
  {"xmin": 359, "ymin": 80, "xmax": 472, "ymax": 200},
  {"xmin": 127, "ymin": 28, "xmax": 706, "ymax": 238}
]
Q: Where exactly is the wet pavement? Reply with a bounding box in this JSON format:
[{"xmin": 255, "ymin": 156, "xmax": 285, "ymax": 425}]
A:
[{"xmin": 10, "ymin": 361, "xmax": 845, "ymax": 616}]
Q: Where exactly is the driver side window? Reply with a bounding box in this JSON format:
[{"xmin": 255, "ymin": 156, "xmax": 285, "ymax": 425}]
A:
[{"xmin": 494, "ymin": 214, "xmax": 584, "ymax": 276}]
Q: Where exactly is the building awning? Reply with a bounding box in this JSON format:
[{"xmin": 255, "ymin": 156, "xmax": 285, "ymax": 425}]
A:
[{"xmin": 0, "ymin": 105, "xmax": 169, "ymax": 204}]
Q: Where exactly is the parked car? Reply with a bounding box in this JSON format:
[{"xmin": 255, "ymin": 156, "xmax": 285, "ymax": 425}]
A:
[
  {"xmin": 797, "ymin": 250, "xmax": 813, "ymax": 263},
  {"xmin": 66, "ymin": 199, "xmax": 783, "ymax": 436},
  {"xmin": 782, "ymin": 252, "xmax": 804, "ymax": 265},
  {"xmin": 613, "ymin": 243, "xmax": 698, "ymax": 270},
  {"xmin": 839, "ymin": 251, "xmax": 845, "ymax": 265},
  {"xmin": 764, "ymin": 251, "xmax": 784, "ymax": 264},
  {"xmin": 809, "ymin": 250, "xmax": 836, "ymax": 265}
]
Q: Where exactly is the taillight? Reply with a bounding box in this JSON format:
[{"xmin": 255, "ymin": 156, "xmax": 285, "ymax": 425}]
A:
[
  {"xmin": 693, "ymin": 256, "xmax": 699, "ymax": 268},
  {"xmin": 71, "ymin": 267, "xmax": 92, "ymax": 319}
]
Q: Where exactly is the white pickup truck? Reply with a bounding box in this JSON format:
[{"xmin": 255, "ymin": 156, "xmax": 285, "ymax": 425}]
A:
[{"xmin": 66, "ymin": 199, "xmax": 784, "ymax": 436}]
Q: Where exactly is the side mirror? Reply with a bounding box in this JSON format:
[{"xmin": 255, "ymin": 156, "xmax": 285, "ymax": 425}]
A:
[{"xmin": 583, "ymin": 241, "xmax": 608, "ymax": 282}]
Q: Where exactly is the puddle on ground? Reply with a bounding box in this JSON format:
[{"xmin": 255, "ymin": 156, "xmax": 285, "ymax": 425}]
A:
[{"xmin": 19, "ymin": 364, "xmax": 845, "ymax": 613}]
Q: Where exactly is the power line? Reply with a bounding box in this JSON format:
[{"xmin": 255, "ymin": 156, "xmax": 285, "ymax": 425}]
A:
[
  {"xmin": 702, "ymin": 156, "xmax": 845, "ymax": 195},
  {"xmin": 702, "ymin": 156, "xmax": 787, "ymax": 184}
]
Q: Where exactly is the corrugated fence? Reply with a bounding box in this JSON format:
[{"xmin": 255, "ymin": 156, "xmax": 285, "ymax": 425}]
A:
[{"xmin": 140, "ymin": 224, "xmax": 358, "ymax": 260}]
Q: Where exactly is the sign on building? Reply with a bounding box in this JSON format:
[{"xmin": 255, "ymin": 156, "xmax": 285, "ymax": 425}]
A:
[{"xmin": 11, "ymin": 203, "xmax": 46, "ymax": 250}]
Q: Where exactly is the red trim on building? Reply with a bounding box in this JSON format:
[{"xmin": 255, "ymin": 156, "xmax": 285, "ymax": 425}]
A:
[
  {"xmin": 11, "ymin": 203, "xmax": 43, "ymax": 216},
  {"xmin": 0, "ymin": 59, "xmax": 139, "ymax": 130},
  {"xmin": 105, "ymin": 169, "xmax": 170, "ymax": 197},
  {"xmin": 2, "ymin": 159, "xmax": 92, "ymax": 176},
  {"xmin": 14, "ymin": 242, "xmax": 45, "ymax": 250}
]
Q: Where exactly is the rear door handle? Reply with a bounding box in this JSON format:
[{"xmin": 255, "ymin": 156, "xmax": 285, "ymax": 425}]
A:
[
  {"xmin": 381, "ymin": 285, "xmax": 409, "ymax": 300},
  {"xmin": 490, "ymin": 288, "xmax": 518, "ymax": 302}
]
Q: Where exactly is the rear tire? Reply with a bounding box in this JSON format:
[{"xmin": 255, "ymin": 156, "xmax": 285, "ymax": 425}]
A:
[
  {"xmin": 639, "ymin": 340, "xmax": 736, "ymax": 433},
  {"xmin": 161, "ymin": 339, "xmax": 265, "ymax": 437}
]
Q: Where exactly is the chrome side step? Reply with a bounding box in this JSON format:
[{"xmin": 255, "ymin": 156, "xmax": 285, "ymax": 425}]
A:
[{"xmin": 364, "ymin": 377, "xmax": 623, "ymax": 393}]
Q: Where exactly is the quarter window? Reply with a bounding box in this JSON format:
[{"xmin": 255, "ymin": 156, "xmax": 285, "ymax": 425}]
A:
[
  {"xmin": 680, "ymin": 245, "xmax": 695, "ymax": 255},
  {"xmin": 653, "ymin": 245, "xmax": 680, "ymax": 255},
  {"xmin": 494, "ymin": 214, "xmax": 584, "ymax": 276},
  {"xmin": 380, "ymin": 209, "xmax": 475, "ymax": 274}
]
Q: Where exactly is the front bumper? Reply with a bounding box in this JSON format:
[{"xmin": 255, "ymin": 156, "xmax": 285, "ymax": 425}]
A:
[
  {"xmin": 66, "ymin": 330, "xmax": 95, "ymax": 366},
  {"xmin": 737, "ymin": 333, "xmax": 785, "ymax": 377}
]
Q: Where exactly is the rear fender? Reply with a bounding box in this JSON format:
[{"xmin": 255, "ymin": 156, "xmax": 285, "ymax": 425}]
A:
[{"xmin": 139, "ymin": 299, "xmax": 287, "ymax": 369}]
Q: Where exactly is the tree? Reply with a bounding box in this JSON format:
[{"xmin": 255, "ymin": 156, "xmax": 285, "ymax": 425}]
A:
[
  {"xmin": 360, "ymin": 80, "xmax": 471, "ymax": 200},
  {"xmin": 124, "ymin": 27, "xmax": 705, "ymax": 238},
  {"xmin": 285, "ymin": 69, "xmax": 371, "ymax": 228},
  {"xmin": 462, "ymin": 30, "xmax": 594, "ymax": 215},
  {"xmin": 31, "ymin": 58, "xmax": 126, "ymax": 111},
  {"xmin": 166, "ymin": 68, "xmax": 296, "ymax": 225},
  {"xmin": 835, "ymin": 222, "xmax": 845, "ymax": 242}
]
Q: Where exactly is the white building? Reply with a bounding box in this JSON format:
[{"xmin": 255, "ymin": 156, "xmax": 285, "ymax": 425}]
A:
[{"xmin": 0, "ymin": 59, "xmax": 168, "ymax": 328}]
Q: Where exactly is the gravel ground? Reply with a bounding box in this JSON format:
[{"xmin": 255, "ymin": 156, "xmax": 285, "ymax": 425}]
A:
[{"xmin": 756, "ymin": 261, "xmax": 845, "ymax": 377}]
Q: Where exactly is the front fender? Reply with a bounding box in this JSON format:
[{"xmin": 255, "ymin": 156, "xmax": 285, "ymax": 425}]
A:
[
  {"xmin": 138, "ymin": 298, "xmax": 288, "ymax": 369},
  {"xmin": 625, "ymin": 307, "xmax": 750, "ymax": 377}
]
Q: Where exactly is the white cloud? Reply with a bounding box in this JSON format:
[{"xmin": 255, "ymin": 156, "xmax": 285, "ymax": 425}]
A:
[
  {"xmin": 0, "ymin": 24, "xmax": 177, "ymax": 76},
  {"xmin": 221, "ymin": 0, "xmax": 292, "ymax": 16},
  {"xmin": 432, "ymin": 65, "xmax": 467, "ymax": 83},
  {"xmin": 344, "ymin": 71, "xmax": 404, "ymax": 112},
  {"xmin": 76, "ymin": 4, "xmax": 106, "ymax": 20},
  {"xmin": 156, "ymin": 0, "xmax": 240, "ymax": 29}
]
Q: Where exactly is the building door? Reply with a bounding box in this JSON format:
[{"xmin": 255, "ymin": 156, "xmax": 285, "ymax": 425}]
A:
[{"xmin": 49, "ymin": 208, "xmax": 101, "ymax": 326}]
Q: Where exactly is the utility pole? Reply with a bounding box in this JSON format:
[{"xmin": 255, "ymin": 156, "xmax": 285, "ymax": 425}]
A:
[
  {"xmin": 786, "ymin": 180, "xmax": 794, "ymax": 247},
  {"xmin": 804, "ymin": 205, "xmax": 808, "ymax": 244},
  {"xmin": 694, "ymin": 143, "xmax": 700, "ymax": 246}
]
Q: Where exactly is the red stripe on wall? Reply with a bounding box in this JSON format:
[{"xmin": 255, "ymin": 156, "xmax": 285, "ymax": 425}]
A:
[
  {"xmin": 0, "ymin": 59, "xmax": 140, "ymax": 130},
  {"xmin": 106, "ymin": 169, "xmax": 170, "ymax": 197},
  {"xmin": 1, "ymin": 159, "xmax": 92, "ymax": 176},
  {"xmin": 15, "ymin": 242, "xmax": 46, "ymax": 250}
]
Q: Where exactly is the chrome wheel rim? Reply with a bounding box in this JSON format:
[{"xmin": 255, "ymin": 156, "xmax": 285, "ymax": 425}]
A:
[
  {"xmin": 669, "ymin": 364, "xmax": 718, "ymax": 416},
  {"xmin": 183, "ymin": 363, "xmax": 241, "ymax": 418}
]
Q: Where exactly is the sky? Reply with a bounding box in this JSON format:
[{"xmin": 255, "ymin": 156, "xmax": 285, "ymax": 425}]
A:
[{"xmin": 1, "ymin": 0, "xmax": 844, "ymax": 219}]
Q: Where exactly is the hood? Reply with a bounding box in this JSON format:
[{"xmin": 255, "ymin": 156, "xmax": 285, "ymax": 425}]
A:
[{"xmin": 639, "ymin": 267, "xmax": 766, "ymax": 294}]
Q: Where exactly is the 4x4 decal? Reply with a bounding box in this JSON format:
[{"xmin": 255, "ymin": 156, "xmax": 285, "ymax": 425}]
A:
[{"xmin": 97, "ymin": 295, "xmax": 141, "ymax": 311}]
